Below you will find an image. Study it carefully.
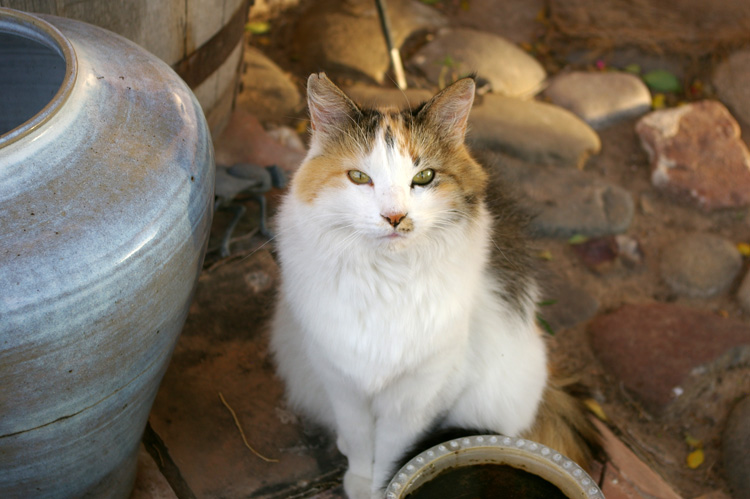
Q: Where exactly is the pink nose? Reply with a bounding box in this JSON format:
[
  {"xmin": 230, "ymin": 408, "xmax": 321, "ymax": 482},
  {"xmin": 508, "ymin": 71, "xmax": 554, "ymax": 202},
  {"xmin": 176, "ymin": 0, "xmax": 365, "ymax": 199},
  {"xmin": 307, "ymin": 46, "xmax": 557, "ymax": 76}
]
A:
[{"xmin": 382, "ymin": 212, "xmax": 406, "ymax": 228}]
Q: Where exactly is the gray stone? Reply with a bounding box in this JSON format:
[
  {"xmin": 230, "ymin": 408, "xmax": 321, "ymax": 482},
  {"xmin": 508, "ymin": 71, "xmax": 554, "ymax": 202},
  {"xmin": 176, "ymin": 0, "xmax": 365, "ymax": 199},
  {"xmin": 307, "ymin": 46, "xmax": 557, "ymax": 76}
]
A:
[
  {"xmin": 737, "ymin": 270, "xmax": 750, "ymax": 314},
  {"xmin": 236, "ymin": 46, "xmax": 302, "ymax": 123},
  {"xmin": 723, "ymin": 395, "xmax": 750, "ymax": 499},
  {"xmin": 344, "ymin": 84, "xmax": 434, "ymax": 111},
  {"xmin": 409, "ymin": 28, "xmax": 546, "ymax": 98},
  {"xmin": 659, "ymin": 233, "xmax": 742, "ymax": 298},
  {"xmin": 589, "ymin": 303, "xmax": 750, "ymax": 413},
  {"xmin": 544, "ymin": 71, "xmax": 651, "ymax": 129},
  {"xmin": 635, "ymin": 100, "xmax": 750, "ymax": 211},
  {"xmin": 292, "ymin": 0, "xmax": 446, "ymax": 83},
  {"xmin": 537, "ymin": 272, "xmax": 599, "ymax": 332},
  {"xmin": 468, "ymin": 94, "xmax": 601, "ymax": 168},
  {"xmin": 714, "ymin": 49, "xmax": 750, "ymax": 126},
  {"xmin": 509, "ymin": 166, "xmax": 633, "ymax": 238}
]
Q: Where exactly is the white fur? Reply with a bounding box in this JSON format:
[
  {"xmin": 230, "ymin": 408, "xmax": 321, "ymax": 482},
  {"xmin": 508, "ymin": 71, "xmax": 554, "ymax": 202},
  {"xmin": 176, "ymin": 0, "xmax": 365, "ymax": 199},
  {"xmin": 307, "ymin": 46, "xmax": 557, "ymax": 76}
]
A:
[{"xmin": 270, "ymin": 133, "xmax": 547, "ymax": 499}]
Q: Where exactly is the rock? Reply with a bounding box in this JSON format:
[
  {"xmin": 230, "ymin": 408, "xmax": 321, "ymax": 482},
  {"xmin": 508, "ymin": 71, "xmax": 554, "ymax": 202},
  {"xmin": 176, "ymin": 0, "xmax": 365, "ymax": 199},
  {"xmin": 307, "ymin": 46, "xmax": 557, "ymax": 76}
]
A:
[
  {"xmin": 293, "ymin": 0, "xmax": 446, "ymax": 83},
  {"xmin": 468, "ymin": 94, "xmax": 601, "ymax": 168},
  {"xmin": 635, "ymin": 100, "xmax": 750, "ymax": 211},
  {"xmin": 589, "ymin": 303, "xmax": 750, "ymax": 414},
  {"xmin": 344, "ymin": 84, "xmax": 434, "ymax": 110},
  {"xmin": 237, "ymin": 47, "xmax": 303, "ymax": 123},
  {"xmin": 537, "ymin": 272, "xmax": 599, "ymax": 332},
  {"xmin": 409, "ymin": 27, "xmax": 546, "ymax": 98},
  {"xmin": 544, "ymin": 71, "xmax": 651, "ymax": 129},
  {"xmin": 738, "ymin": 270, "xmax": 750, "ymax": 314},
  {"xmin": 511, "ymin": 167, "xmax": 633, "ymax": 238},
  {"xmin": 659, "ymin": 233, "xmax": 742, "ymax": 298},
  {"xmin": 723, "ymin": 395, "xmax": 750, "ymax": 499},
  {"xmin": 714, "ymin": 49, "xmax": 750, "ymax": 126},
  {"xmin": 446, "ymin": 0, "xmax": 544, "ymax": 44}
]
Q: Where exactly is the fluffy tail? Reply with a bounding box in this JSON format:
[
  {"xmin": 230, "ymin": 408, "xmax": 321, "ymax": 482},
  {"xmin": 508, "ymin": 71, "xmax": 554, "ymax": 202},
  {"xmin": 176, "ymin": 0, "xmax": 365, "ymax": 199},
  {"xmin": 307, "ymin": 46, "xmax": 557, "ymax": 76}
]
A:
[{"xmin": 522, "ymin": 378, "xmax": 602, "ymax": 471}]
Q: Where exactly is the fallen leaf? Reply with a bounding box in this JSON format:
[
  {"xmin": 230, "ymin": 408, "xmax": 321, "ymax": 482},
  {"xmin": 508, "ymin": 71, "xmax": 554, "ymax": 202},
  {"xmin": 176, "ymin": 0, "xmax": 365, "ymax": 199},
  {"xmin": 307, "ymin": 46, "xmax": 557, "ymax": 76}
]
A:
[
  {"xmin": 652, "ymin": 93, "xmax": 666, "ymax": 109},
  {"xmin": 642, "ymin": 69, "xmax": 682, "ymax": 93},
  {"xmin": 686, "ymin": 448, "xmax": 704, "ymax": 469},
  {"xmin": 623, "ymin": 63, "xmax": 641, "ymax": 74},
  {"xmin": 536, "ymin": 314, "xmax": 555, "ymax": 336},
  {"xmin": 685, "ymin": 434, "xmax": 702, "ymax": 449},
  {"xmin": 245, "ymin": 21, "xmax": 270, "ymax": 35},
  {"xmin": 737, "ymin": 242, "xmax": 750, "ymax": 256},
  {"xmin": 584, "ymin": 399, "xmax": 607, "ymax": 421},
  {"xmin": 567, "ymin": 234, "xmax": 589, "ymax": 245},
  {"xmin": 537, "ymin": 249, "xmax": 553, "ymax": 260}
]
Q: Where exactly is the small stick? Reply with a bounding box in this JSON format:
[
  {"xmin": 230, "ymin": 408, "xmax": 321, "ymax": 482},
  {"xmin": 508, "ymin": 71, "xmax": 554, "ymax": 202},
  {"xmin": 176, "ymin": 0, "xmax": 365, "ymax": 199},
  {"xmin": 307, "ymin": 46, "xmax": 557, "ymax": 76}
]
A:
[
  {"xmin": 375, "ymin": 0, "xmax": 408, "ymax": 90},
  {"xmin": 219, "ymin": 392, "xmax": 279, "ymax": 463}
]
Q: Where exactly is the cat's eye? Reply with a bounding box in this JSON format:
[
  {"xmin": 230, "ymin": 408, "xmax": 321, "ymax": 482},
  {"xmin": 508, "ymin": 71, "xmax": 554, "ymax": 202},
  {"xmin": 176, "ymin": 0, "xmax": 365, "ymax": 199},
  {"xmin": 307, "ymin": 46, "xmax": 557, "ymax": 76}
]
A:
[
  {"xmin": 347, "ymin": 170, "xmax": 371, "ymax": 185},
  {"xmin": 412, "ymin": 169, "xmax": 435, "ymax": 186}
]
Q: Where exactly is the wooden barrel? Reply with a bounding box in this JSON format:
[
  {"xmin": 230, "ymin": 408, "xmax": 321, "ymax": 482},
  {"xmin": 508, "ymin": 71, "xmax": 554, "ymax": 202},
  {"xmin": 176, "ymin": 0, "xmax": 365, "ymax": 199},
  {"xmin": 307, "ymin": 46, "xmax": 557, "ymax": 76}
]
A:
[{"xmin": 0, "ymin": 0, "xmax": 252, "ymax": 136}]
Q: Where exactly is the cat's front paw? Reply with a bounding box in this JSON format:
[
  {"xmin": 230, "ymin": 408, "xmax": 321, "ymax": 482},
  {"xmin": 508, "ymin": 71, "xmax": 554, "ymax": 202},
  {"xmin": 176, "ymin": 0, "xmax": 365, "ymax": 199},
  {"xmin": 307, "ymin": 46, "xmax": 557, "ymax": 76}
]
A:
[{"xmin": 343, "ymin": 471, "xmax": 373, "ymax": 499}]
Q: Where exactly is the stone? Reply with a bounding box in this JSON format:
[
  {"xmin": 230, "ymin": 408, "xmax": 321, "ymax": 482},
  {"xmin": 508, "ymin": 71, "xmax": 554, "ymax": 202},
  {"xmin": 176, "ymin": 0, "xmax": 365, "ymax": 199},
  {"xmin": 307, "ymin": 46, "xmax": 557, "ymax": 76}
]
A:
[
  {"xmin": 214, "ymin": 110, "xmax": 306, "ymax": 176},
  {"xmin": 512, "ymin": 167, "xmax": 633, "ymax": 238},
  {"xmin": 713, "ymin": 49, "xmax": 750, "ymax": 126},
  {"xmin": 537, "ymin": 272, "xmax": 599, "ymax": 332},
  {"xmin": 236, "ymin": 46, "xmax": 303, "ymax": 124},
  {"xmin": 131, "ymin": 445, "xmax": 178, "ymax": 499},
  {"xmin": 723, "ymin": 396, "xmax": 750, "ymax": 499},
  {"xmin": 344, "ymin": 84, "xmax": 434, "ymax": 111},
  {"xmin": 592, "ymin": 419, "xmax": 682, "ymax": 499},
  {"xmin": 444, "ymin": 0, "xmax": 544, "ymax": 44},
  {"xmin": 659, "ymin": 233, "xmax": 742, "ymax": 298},
  {"xmin": 737, "ymin": 270, "xmax": 750, "ymax": 314},
  {"xmin": 468, "ymin": 94, "xmax": 601, "ymax": 168},
  {"xmin": 635, "ymin": 100, "xmax": 750, "ymax": 211},
  {"xmin": 293, "ymin": 0, "xmax": 446, "ymax": 83},
  {"xmin": 409, "ymin": 27, "xmax": 546, "ymax": 98},
  {"xmin": 544, "ymin": 71, "xmax": 651, "ymax": 129},
  {"xmin": 589, "ymin": 303, "xmax": 750, "ymax": 413}
]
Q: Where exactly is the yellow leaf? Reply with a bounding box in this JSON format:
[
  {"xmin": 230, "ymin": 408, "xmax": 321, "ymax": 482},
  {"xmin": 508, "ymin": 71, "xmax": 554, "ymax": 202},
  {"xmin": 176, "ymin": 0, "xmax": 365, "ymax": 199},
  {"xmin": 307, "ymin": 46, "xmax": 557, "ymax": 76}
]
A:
[
  {"xmin": 537, "ymin": 250, "xmax": 553, "ymax": 261},
  {"xmin": 652, "ymin": 93, "xmax": 666, "ymax": 109},
  {"xmin": 686, "ymin": 448, "xmax": 704, "ymax": 469},
  {"xmin": 584, "ymin": 399, "xmax": 607, "ymax": 421},
  {"xmin": 295, "ymin": 119, "xmax": 309, "ymax": 135},
  {"xmin": 737, "ymin": 242, "xmax": 750, "ymax": 256}
]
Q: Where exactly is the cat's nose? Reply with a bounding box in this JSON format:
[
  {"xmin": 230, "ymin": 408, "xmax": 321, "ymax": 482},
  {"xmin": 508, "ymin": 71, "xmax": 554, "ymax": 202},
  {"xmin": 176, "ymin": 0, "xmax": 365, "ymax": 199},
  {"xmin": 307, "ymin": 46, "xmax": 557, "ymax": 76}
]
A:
[{"xmin": 382, "ymin": 212, "xmax": 407, "ymax": 228}]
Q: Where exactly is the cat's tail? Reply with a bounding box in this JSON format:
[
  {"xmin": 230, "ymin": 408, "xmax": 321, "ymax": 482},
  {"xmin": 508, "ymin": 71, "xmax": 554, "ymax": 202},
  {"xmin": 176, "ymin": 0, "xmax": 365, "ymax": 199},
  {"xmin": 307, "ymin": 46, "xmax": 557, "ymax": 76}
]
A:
[{"xmin": 522, "ymin": 377, "xmax": 603, "ymax": 471}]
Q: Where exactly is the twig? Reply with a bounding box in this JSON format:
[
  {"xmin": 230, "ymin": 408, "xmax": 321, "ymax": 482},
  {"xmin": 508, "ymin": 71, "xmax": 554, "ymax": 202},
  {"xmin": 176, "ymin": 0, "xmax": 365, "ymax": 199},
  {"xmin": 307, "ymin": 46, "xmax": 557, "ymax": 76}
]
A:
[{"xmin": 219, "ymin": 392, "xmax": 279, "ymax": 463}]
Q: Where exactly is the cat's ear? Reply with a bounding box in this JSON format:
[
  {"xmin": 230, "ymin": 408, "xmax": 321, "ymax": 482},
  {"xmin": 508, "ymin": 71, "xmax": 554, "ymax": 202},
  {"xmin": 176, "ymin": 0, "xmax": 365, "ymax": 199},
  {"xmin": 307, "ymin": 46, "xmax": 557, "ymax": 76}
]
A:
[
  {"xmin": 307, "ymin": 73, "xmax": 360, "ymax": 136},
  {"xmin": 417, "ymin": 77, "xmax": 475, "ymax": 145}
]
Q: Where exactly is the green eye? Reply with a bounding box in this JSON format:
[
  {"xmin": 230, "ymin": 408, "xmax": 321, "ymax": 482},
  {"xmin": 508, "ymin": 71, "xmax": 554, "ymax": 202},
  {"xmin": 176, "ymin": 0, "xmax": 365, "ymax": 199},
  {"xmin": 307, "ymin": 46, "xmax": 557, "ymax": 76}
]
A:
[
  {"xmin": 412, "ymin": 169, "xmax": 435, "ymax": 186},
  {"xmin": 347, "ymin": 170, "xmax": 371, "ymax": 185}
]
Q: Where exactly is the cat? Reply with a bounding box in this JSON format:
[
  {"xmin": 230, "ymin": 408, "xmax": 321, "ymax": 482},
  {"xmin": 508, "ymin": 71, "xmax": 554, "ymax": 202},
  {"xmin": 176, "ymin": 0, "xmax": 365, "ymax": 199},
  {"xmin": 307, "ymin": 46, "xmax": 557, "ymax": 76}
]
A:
[{"xmin": 269, "ymin": 73, "xmax": 598, "ymax": 499}]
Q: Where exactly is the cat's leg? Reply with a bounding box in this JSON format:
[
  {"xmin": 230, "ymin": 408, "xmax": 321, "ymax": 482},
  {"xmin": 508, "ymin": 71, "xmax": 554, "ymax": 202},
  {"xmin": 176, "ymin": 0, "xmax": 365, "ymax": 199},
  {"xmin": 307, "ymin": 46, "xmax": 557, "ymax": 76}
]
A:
[{"xmin": 325, "ymin": 385, "xmax": 376, "ymax": 499}]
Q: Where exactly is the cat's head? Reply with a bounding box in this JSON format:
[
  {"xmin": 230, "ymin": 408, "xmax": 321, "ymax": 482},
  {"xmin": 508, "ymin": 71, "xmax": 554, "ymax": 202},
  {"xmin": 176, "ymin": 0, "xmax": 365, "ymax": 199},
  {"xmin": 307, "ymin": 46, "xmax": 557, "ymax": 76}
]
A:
[{"xmin": 289, "ymin": 73, "xmax": 488, "ymax": 251}]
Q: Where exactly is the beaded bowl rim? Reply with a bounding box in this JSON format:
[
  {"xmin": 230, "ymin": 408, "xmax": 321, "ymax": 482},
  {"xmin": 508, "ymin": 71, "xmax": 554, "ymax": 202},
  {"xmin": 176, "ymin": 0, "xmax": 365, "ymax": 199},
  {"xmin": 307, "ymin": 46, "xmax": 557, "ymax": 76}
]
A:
[{"xmin": 386, "ymin": 434, "xmax": 605, "ymax": 499}]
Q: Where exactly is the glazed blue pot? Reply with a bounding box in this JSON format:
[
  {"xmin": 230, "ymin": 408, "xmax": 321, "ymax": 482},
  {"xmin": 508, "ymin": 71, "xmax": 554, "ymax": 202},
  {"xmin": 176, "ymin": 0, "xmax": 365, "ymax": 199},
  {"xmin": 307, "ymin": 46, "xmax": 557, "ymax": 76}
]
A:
[{"xmin": 0, "ymin": 8, "xmax": 214, "ymax": 497}]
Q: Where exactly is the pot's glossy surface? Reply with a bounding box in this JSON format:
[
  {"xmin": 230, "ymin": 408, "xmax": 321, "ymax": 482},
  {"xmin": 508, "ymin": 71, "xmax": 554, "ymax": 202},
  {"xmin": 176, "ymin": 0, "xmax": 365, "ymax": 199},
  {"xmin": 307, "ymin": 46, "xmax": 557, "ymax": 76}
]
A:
[
  {"xmin": 0, "ymin": 8, "xmax": 214, "ymax": 497},
  {"xmin": 387, "ymin": 435, "xmax": 605, "ymax": 499}
]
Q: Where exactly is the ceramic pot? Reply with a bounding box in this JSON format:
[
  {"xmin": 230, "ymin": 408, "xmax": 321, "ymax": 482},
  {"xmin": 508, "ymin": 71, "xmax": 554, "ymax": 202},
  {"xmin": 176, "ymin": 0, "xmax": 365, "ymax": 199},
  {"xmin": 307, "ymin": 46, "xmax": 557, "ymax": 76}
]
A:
[
  {"xmin": 387, "ymin": 435, "xmax": 605, "ymax": 499},
  {"xmin": 0, "ymin": 8, "xmax": 213, "ymax": 498}
]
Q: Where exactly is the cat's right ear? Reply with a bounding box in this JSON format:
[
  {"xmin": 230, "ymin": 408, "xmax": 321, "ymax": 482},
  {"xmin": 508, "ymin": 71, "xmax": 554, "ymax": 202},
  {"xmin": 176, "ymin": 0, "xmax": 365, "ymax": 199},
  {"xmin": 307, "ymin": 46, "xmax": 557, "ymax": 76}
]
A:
[{"xmin": 307, "ymin": 73, "xmax": 360, "ymax": 137}]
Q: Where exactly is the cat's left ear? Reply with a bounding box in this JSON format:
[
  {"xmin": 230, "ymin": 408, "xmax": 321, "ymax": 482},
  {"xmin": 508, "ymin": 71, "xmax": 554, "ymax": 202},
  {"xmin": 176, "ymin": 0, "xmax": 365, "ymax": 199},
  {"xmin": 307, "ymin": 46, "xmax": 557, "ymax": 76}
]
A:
[
  {"xmin": 417, "ymin": 77, "xmax": 475, "ymax": 145},
  {"xmin": 307, "ymin": 73, "xmax": 360, "ymax": 136}
]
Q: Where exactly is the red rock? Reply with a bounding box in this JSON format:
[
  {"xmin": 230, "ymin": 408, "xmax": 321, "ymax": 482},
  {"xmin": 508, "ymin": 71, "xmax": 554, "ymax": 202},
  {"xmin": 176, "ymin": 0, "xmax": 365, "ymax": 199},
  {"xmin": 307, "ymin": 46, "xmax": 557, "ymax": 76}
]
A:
[
  {"xmin": 635, "ymin": 101, "xmax": 750, "ymax": 211},
  {"xmin": 588, "ymin": 303, "xmax": 750, "ymax": 413}
]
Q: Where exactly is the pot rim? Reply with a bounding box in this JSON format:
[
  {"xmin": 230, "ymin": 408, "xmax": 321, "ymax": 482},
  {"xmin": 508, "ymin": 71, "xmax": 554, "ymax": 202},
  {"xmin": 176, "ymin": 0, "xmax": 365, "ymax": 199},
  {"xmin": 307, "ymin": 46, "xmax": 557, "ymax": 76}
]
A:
[
  {"xmin": 386, "ymin": 434, "xmax": 605, "ymax": 499},
  {"xmin": 0, "ymin": 7, "xmax": 77, "ymax": 148}
]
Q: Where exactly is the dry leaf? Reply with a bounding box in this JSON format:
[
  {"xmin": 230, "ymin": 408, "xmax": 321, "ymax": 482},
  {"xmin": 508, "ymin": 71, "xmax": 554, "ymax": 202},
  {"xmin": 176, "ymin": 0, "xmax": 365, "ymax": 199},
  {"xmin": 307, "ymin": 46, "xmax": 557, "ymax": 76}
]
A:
[
  {"xmin": 686, "ymin": 448, "xmax": 704, "ymax": 469},
  {"xmin": 584, "ymin": 399, "xmax": 607, "ymax": 421}
]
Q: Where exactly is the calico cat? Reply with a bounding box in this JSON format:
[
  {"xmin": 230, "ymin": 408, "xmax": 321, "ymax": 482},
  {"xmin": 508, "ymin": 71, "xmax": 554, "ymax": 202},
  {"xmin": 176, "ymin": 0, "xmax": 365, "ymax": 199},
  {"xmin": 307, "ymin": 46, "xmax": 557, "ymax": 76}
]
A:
[{"xmin": 270, "ymin": 73, "xmax": 598, "ymax": 499}]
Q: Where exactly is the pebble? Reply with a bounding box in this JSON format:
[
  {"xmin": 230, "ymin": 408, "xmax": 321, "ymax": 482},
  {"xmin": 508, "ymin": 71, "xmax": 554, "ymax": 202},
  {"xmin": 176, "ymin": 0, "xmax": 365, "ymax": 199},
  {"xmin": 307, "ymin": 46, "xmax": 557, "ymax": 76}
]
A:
[
  {"xmin": 514, "ymin": 167, "xmax": 634, "ymax": 238},
  {"xmin": 713, "ymin": 49, "xmax": 750, "ymax": 126},
  {"xmin": 544, "ymin": 71, "xmax": 651, "ymax": 129},
  {"xmin": 236, "ymin": 47, "xmax": 302, "ymax": 124},
  {"xmin": 659, "ymin": 233, "xmax": 742, "ymax": 298},
  {"xmin": 738, "ymin": 271, "xmax": 750, "ymax": 315},
  {"xmin": 408, "ymin": 27, "xmax": 546, "ymax": 98},
  {"xmin": 589, "ymin": 303, "xmax": 750, "ymax": 414},
  {"xmin": 635, "ymin": 100, "xmax": 750, "ymax": 211},
  {"xmin": 293, "ymin": 0, "xmax": 446, "ymax": 83},
  {"xmin": 723, "ymin": 395, "xmax": 750, "ymax": 499},
  {"xmin": 468, "ymin": 94, "xmax": 601, "ymax": 168}
]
